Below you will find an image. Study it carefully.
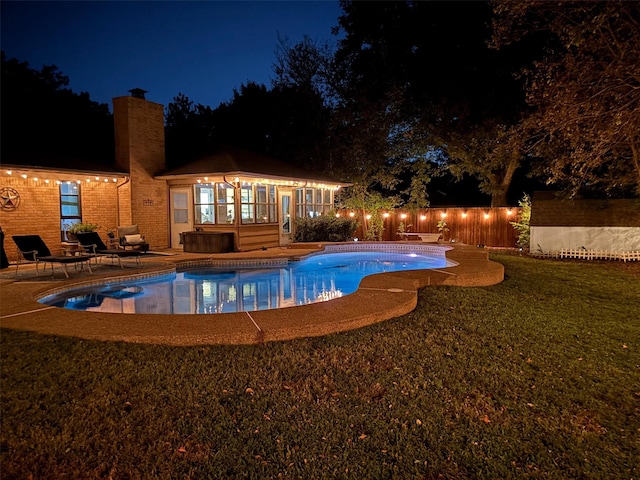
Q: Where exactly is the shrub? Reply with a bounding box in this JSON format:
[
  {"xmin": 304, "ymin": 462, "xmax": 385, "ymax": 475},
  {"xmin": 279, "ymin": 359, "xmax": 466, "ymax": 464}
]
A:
[
  {"xmin": 510, "ymin": 193, "xmax": 531, "ymax": 249},
  {"xmin": 65, "ymin": 222, "xmax": 100, "ymax": 233},
  {"xmin": 294, "ymin": 216, "xmax": 357, "ymax": 242}
]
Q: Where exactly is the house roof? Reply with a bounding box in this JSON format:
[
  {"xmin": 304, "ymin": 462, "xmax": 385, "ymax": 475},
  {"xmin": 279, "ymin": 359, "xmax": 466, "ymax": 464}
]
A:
[
  {"xmin": 1, "ymin": 159, "xmax": 128, "ymax": 181},
  {"xmin": 157, "ymin": 146, "xmax": 350, "ymax": 186},
  {"xmin": 1, "ymin": 153, "xmax": 126, "ymax": 177}
]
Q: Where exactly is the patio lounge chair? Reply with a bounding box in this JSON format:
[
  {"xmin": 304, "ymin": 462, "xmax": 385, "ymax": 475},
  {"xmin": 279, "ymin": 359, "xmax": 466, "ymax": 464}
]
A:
[
  {"xmin": 12, "ymin": 234, "xmax": 93, "ymax": 279},
  {"xmin": 117, "ymin": 225, "xmax": 149, "ymax": 251},
  {"xmin": 75, "ymin": 232, "xmax": 143, "ymax": 268}
]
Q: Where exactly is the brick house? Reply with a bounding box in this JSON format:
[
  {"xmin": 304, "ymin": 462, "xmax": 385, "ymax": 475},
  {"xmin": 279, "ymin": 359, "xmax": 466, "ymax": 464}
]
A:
[
  {"xmin": 529, "ymin": 192, "xmax": 640, "ymax": 253},
  {"xmin": 1, "ymin": 92, "xmax": 348, "ymax": 262}
]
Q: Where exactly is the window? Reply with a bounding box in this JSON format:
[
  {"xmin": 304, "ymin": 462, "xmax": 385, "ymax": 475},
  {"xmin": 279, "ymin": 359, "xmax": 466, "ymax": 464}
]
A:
[
  {"xmin": 194, "ymin": 183, "xmax": 235, "ymax": 225},
  {"xmin": 241, "ymin": 184, "xmax": 276, "ymax": 224},
  {"xmin": 216, "ymin": 183, "xmax": 235, "ymax": 224},
  {"xmin": 194, "ymin": 185, "xmax": 214, "ymax": 224},
  {"xmin": 60, "ymin": 182, "xmax": 81, "ymax": 241},
  {"xmin": 295, "ymin": 188, "xmax": 333, "ymax": 218}
]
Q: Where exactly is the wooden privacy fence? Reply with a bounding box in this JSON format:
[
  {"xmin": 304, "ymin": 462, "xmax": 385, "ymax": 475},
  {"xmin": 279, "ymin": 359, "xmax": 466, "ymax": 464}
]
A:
[{"xmin": 339, "ymin": 207, "xmax": 522, "ymax": 247}]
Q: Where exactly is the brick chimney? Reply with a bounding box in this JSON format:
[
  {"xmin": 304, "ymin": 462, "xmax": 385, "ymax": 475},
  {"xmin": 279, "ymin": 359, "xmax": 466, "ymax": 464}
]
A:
[{"xmin": 112, "ymin": 90, "xmax": 168, "ymax": 248}]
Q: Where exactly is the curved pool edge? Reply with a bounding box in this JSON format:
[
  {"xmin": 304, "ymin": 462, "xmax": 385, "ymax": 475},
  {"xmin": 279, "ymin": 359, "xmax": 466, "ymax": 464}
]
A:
[{"xmin": 0, "ymin": 243, "xmax": 504, "ymax": 345}]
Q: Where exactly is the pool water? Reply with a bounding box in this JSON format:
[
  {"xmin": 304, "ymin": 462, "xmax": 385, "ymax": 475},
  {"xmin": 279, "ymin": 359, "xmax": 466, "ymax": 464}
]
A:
[{"xmin": 40, "ymin": 251, "xmax": 451, "ymax": 314}]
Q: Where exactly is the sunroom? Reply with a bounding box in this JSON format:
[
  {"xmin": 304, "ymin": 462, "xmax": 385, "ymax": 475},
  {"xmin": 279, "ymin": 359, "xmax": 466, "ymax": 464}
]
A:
[{"xmin": 157, "ymin": 147, "xmax": 350, "ymax": 251}]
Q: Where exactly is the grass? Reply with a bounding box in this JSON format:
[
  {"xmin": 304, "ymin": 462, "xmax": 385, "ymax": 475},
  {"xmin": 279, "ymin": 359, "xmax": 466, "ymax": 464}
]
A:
[{"xmin": 1, "ymin": 252, "xmax": 639, "ymax": 479}]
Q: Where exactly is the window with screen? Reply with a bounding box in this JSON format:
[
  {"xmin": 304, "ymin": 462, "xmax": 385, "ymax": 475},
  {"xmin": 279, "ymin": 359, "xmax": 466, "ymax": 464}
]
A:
[
  {"xmin": 241, "ymin": 184, "xmax": 276, "ymax": 224},
  {"xmin": 194, "ymin": 183, "xmax": 235, "ymax": 225},
  {"xmin": 295, "ymin": 188, "xmax": 333, "ymax": 218}
]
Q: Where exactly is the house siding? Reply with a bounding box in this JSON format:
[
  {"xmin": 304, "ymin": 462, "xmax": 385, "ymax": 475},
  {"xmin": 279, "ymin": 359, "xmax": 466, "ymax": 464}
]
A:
[{"xmin": 529, "ymin": 193, "xmax": 640, "ymax": 252}]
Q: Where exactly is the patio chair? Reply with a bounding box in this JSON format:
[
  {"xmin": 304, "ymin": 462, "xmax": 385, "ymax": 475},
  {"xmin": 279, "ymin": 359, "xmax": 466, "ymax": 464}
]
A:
[
  {"xmin": 75, "ymin": 231, "xmax": 143, "ymax": 268},
  {"xmin": 12, "ymin": 235, "xmax": 93, "ymax": 279},
  {"xmin": 117, "ymin": 225, "xmax": 150, "ymax": 251}
]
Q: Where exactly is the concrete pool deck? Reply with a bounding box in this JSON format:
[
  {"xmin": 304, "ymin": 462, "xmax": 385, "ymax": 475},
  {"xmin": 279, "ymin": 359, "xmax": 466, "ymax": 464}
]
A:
[{"xmin": 0, "ymin": 243, "xmax": 504, "ymax": 345}]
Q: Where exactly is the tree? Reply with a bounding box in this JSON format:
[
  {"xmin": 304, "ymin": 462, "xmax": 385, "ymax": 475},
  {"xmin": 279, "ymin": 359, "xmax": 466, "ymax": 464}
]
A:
[
  {"xmin": 445, "ymin": 122, "xmax": 525, "ymax": 206},
  {"xmin": 491, "ymin": 1, "xmax": 640, "ymax": 197},
  {"xmin": 1, "ymin": 51, "xmax": 114, "ymax": 166},
  {"xmin": 273, "ymin": 35, "xmax": 335, "ymax": 101},
  {"xmin": 165, "ymin": 93, "xmax": 215, "ymax": 166},
  {"xmin": 165, "ymin": 76, "xmax": 333, "ymax": 174},
  {"xmin": 332, "ymin": 1, "xmax": 534, "ymax": 206}
]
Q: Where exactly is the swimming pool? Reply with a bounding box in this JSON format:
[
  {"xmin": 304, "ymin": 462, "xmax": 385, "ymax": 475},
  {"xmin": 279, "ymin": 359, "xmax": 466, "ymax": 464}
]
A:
[{"xmin": 40, "ymin": 246, "xmax": 454, "ymax": 314}]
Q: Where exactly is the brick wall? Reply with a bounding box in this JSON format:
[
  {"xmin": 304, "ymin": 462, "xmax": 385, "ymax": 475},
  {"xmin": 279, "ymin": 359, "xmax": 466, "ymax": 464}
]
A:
[
  {"xmin": 113, "ymin": 96, "xmax": 169, "ymax": 249},
  {"xmin": 0, "ymin": 175, "xmax": 119, "ymax": 262},
  {"xmin": 1, "ymin": 94, "xmax": 171, "ymax": 262}
]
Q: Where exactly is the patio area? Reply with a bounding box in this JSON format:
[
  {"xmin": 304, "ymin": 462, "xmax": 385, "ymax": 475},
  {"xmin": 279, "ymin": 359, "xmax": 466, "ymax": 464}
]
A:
[{"xmin": 0, "ymin": 243, "xmax": 503, "ymax": 345}]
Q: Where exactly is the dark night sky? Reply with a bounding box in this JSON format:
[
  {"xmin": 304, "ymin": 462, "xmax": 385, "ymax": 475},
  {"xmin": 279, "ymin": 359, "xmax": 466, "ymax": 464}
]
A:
[{"xmin": 1, "ymin": 1, "xmax": 342, "ymax": 110}]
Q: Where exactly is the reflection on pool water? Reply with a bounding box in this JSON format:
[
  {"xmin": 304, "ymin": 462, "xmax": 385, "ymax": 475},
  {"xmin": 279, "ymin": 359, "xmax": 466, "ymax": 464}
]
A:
[{"xmin": 40, "ymin": 251, "xmax": 452, "ymax": 314}]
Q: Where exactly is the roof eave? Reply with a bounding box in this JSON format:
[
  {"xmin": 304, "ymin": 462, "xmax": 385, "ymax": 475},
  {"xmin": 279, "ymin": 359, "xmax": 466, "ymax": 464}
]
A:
[
  {"xmin": 1, "ymin": 164, "xmax": 129, "ymax": 178},
  {"xmin": 156, "ymin": 170, "xmax": 351, "ymax": 187}
]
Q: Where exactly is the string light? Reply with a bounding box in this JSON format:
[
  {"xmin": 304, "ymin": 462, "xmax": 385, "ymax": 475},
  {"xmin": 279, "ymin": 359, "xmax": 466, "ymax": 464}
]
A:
[{"xmin": 2, "ymin": 170, "xmax": 124, "ymax": 185}]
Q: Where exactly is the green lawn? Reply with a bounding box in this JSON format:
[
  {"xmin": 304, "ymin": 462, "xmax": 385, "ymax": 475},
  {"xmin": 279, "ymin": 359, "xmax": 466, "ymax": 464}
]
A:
[{"xmin": 1, "ymin": 253, "xmax": 639, "ymax": 479}]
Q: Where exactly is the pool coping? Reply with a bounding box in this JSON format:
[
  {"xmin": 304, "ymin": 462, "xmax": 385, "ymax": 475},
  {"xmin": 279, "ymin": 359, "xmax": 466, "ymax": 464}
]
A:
[{"xmin": 0, "ymin": 243, "xmax": 504, "ymax": 345}]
